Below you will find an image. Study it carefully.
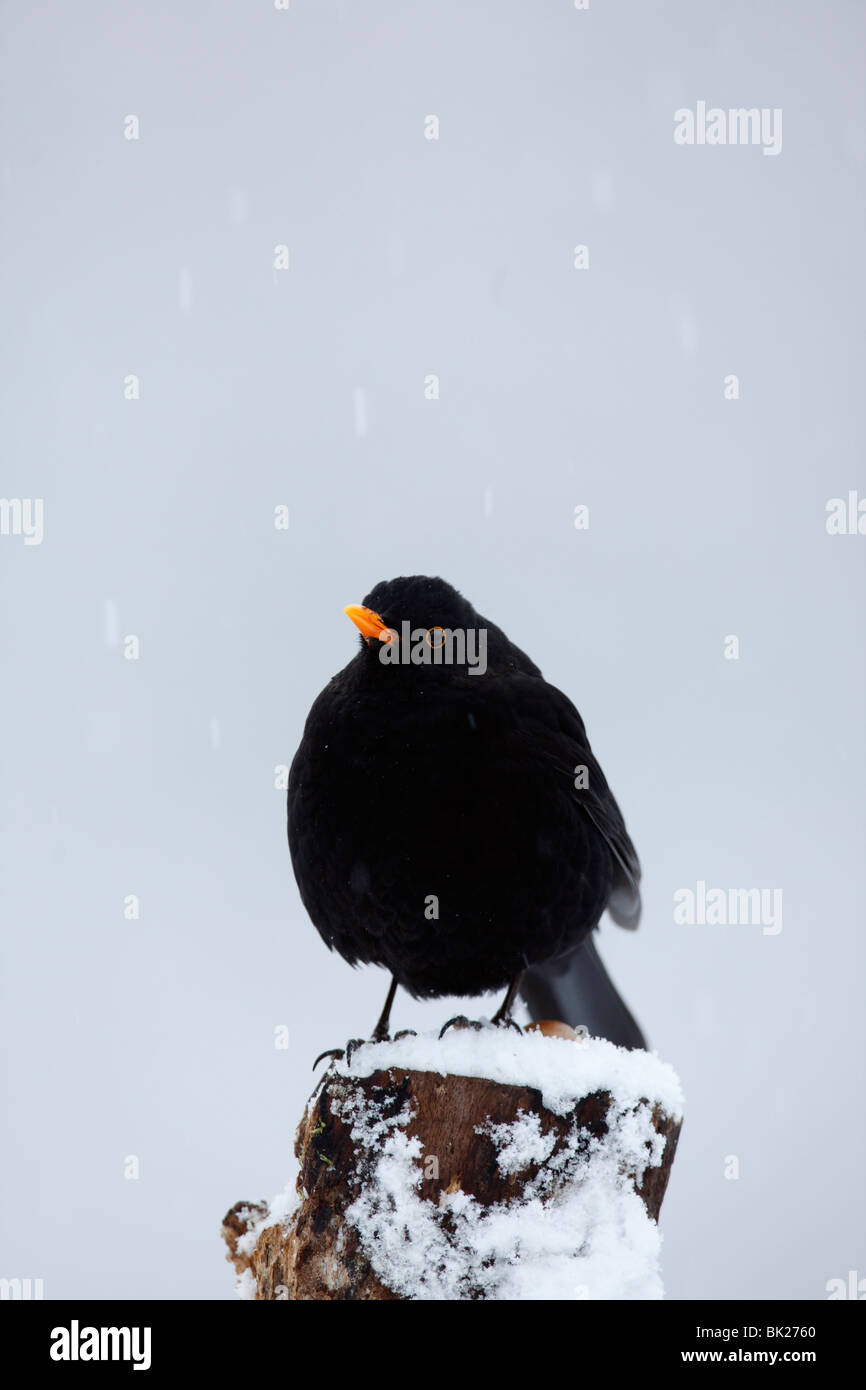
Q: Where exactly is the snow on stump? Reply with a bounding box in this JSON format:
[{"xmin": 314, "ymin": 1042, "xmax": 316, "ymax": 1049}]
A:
[{"xmin": 223, "ymin": 1026, "xmax": 683, "ymax": 1300}]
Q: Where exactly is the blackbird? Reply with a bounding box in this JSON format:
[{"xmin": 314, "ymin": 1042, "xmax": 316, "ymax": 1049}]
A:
[{"xmin": 287, "ymin": 575, "xmax": 646, "ymax": 1053}]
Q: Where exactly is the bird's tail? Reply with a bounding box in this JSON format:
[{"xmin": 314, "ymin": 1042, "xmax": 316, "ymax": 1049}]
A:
[{"xmin": 519, "ymin": 932, "xmax": 648, "ymax": 1051}]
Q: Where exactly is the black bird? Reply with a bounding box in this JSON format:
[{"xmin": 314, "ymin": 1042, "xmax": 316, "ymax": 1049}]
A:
[{"xmin": 287, "ymin": 575, "xmax": 646, "ymax": 1054}]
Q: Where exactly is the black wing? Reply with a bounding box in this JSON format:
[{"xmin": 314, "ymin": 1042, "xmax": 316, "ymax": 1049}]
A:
[{"xmin": 520, "ymin": 674, "xmax": 642, "ymax": 930}]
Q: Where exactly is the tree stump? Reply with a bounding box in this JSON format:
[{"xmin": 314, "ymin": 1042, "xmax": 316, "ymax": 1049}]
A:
[{"xmin": 223, "ymin": 1027, "xmax": 683, "ymax": 1300}]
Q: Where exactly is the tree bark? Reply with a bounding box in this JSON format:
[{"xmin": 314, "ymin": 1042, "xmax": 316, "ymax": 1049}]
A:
[{"xmin": 223, "ymin": 1030, "xmax": 682, "ymax": 1301}]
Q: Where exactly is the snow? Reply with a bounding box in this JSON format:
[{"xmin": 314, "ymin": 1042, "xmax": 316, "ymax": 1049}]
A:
[
  {"xmin": 482, "ymin": 1110, "xmax": 557, "ymax": 1175},
  {"xmin": 234, "ymin": 1030, "xmax": 684, "ymax": 1300},
  {"xmin": 338, "ymin": 1029, "xmax": 683, "ymax": 1299},
  {"xmin": 232, "ymin": 1185, "xmax": 300, "ymax": 1272},
  {"xmin": 334, "ymin": 1026, "xmax": 684, "ymax": 1119}
]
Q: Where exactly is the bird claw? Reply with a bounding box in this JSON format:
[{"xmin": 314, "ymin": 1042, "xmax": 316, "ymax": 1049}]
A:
[
  {"xmin": 438, "ymin": 1015, "xmax": 487, "ymax": 1038},
  {"xmin": 439, "ymin": 1014, "xmax": 522, "ymax": 1039},
  {"xmin": 317, "ymin": 1014, "xmax": 512, "ymax": 1067},
  {"xmin": 494, "ymin": 1016, "xmax": 523, "ymax": 1036},
  {"xmin": 312, "ymin": 1038, "xmax": 366, "ymax": 1071},
  {"xmin": 312, "ymin": 1047, "xmax": 344, "ymax": 1070}
]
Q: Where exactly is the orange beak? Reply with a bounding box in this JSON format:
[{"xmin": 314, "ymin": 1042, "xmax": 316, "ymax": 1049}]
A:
[{"xmin": 344, "ymin": 604, "xmax": 391, "ymax": 642}]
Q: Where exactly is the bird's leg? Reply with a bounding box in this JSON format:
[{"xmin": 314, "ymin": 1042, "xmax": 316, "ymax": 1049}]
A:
[
  {"xmin": 371, "ymin": 974, "xmax": 399, "ymax": 1043},
  {"xmin": 491, "ymin": 974, "xmax": 524, "ymax": 1033},
  {"xmin": 313, "ymin": 976, "xmax": 409, "ymax": 1071}
]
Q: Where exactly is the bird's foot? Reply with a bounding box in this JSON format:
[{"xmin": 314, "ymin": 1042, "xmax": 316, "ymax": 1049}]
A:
[
  {"xmin": 312, "ymin": 1038, "xmax": 366, "ymax": 1071},
  {"xmin": 494, "ymin": 1016, "xmax": 524, "ymax": 1035},
  {"xmin": 438, "ymin": 1015, "xmax": 487, "ymax": 1038},
  {"xmin": 439, "ymin": 1014, "xmax": 522, "ymax": 1039},
  {"xmin": 312, "ymin": 1028, "xmax": 417, "ymax": 1071}
]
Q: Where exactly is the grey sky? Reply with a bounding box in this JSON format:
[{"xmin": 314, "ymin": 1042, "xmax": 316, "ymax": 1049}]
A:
[{"xmin": 1, "ymin": 0, "xmax": 863, "ymax": 1300}]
